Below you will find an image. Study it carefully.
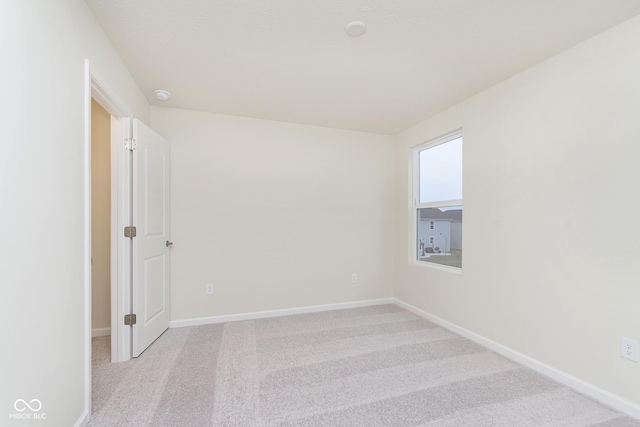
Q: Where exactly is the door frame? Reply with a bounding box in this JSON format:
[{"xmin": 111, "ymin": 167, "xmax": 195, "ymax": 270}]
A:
[{"xmin": 83, "ymin": 58, "xmax": 134, "ymax": 421}]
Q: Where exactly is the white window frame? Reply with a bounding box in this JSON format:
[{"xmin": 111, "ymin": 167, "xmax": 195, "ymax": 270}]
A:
[{"xmin": 410, "ymin": 129, "xmax": 463, "ymax": 273}]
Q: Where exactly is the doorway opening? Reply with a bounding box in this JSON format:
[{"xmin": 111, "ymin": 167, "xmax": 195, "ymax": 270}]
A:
[
  {"xmin": 91, "ymin": 98, "xmax": 112, "ymax": 344},
  {"xmin": 85, "ymin": 62, "xmax": 172, "ymax": 423},
  {"xmin": 84, "ymin": 61, "xmax": 135, "ymax": 424}
]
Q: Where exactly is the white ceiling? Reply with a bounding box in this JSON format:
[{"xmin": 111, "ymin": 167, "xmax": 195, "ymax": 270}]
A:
[{"xmin": 86, "ymin": 0, "xmax": 640, "ymax": 135}]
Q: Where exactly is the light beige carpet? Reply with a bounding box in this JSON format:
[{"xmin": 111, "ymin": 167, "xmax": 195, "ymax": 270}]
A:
[{"xmin": 89, "ymin": 304, "xmax": 639, "ymax": 426}]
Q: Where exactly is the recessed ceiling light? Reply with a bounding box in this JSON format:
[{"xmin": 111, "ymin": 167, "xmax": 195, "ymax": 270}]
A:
[
  {"xmin": 345, "ymin": 21, "xmax": 366, "ymax": 37},
  {"xmin": 154, "ymin": 89, "xmax": 171, "ymax": 101}
]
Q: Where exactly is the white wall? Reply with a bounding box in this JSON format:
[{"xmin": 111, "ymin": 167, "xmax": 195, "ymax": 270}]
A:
[
  {"xmin": 150, "ymin": 107, "xmax": 395, "ymax": 321},
  {"xmin": 394, "ymin": 15, "xmax": 640, "ymax": 407},
  {"xmin": 0, "ymin": 1, "xmax": 148, "ymax": 425}
]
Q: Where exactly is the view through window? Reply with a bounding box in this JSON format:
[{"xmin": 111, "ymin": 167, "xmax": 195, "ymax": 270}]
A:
[{"xmin": 415, "ymin": 133, "xmax": 462, "ymax": 269}]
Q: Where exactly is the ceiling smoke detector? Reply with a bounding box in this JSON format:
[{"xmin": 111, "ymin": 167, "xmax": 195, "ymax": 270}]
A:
[
  {"xmin": 345, "ymin": 21, "xmax": 366, "ymax": 37},
  {"xmin": 154, "ymin": 89, "xmax": 171, "ymax": 101}
]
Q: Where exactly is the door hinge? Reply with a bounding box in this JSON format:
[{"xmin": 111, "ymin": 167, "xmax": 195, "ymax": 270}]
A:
[
  {"xmin": 124, "ymin": 314, "xmax": 137, "ymax": 326},
  {"xmin": 125, "ymin": 138, "xmax": 137, "ymax": 151},
  {"xmin": 124, "ymin": 226, "xmax": 137, "ymax": 238}
]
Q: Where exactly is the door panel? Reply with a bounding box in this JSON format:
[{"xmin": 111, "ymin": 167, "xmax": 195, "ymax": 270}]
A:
[
  {"xmin": 144, "ymin": 255, "xmax": 166, "ymax": 321},
  {"xmin": 144, "ymin": 145, "xmax": 166, "ymax": 235},
  {"xmin": 132, "ymin": 119, "xmax": 171, "ymax": 357}
]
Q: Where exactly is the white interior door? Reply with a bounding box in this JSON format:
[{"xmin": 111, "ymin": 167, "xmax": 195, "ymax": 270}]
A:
[{"xmin": 132, "ymin": 119, "xmax": 171, "ymax": 357}]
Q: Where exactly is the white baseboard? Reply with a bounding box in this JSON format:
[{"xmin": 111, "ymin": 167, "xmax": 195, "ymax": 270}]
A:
[
  {"xmin": 91, "ymin": 327, "xmax": 111, "ymax": 337},
  {"xmin": 169, "ymin": 298, "xmax": 395, "ymax": 328},
  {"xmin": 74, "ymin": 409, "xmax": 89, "ymax": 427},
  {"xmin": 393, "ymin": 298, "xmax": 640, "ymax": 420}
]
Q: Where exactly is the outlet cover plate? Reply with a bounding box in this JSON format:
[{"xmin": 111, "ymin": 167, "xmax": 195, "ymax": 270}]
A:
[{"xmin": 621, "ymin": 337, "xmax": 639, "ymax": 362}]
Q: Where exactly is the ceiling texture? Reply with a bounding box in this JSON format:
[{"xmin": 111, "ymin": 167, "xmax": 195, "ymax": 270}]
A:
[{"xmin": 86, "ymin": 0, "xmax": 640, "ymax": 135}]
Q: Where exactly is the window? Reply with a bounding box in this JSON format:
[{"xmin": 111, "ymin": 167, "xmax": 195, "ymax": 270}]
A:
[{"xmin": 413, "ymin": 131, "xmax": 462, "ymax": 269}]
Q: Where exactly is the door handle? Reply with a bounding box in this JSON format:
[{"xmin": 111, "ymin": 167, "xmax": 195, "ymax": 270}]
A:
[{"xmin": 166, "ymin": 241, "xmax": 173, "ymax": 248}]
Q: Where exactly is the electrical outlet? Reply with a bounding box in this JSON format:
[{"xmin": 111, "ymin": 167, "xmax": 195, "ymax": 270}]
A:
[
  {"xmin": 205, "ymin": 284, "xmax": 214, "ymax": 295},
  {"xmin": 351, "ymin": 274, "xmax": 358, "ymax": 284},
  {"xmin": 620, "ymin": 337, "xmax": 639, "ymax": 362}
]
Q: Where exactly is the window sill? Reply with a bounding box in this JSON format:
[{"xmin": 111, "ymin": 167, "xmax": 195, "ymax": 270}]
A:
[{"xmin": 411, "ymin": 260, "xmax": 462, "ymax": 275}]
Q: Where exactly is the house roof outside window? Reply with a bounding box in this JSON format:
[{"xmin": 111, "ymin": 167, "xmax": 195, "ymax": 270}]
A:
[{"xmin": 419, "ymin": 208, "xmax": 462, "ymax": 221}]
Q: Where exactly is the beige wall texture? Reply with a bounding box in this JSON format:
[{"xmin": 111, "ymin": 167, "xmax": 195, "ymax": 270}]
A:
[
  {"xmin": 394, "ymin": 16, "xmax": 640, "ymax": 406},
  {"xmin": 91, "ymin": 99, "xmax": 111, "ymax": 333},
  {"xmin": 1, "ymin": 1, "xmax": 148, "ymax": 426},
  {"xmin": 150, "ymin": 107, "xmax": 396, "ymax": 321}
]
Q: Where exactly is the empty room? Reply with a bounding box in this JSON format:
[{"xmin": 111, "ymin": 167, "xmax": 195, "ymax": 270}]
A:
[{"xmin": 3, "ymin": 1, "xmax": 640, "ymax": 426}]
